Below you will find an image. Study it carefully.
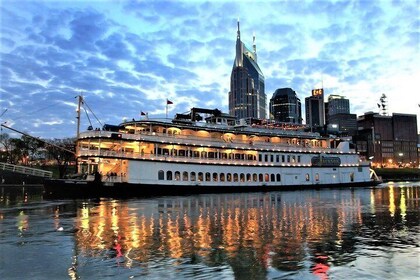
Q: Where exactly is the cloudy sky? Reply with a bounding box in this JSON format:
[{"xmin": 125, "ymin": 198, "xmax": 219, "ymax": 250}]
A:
[{"xmin": 1, "ymin": 0, "xmax": 419, "ymax": 138}]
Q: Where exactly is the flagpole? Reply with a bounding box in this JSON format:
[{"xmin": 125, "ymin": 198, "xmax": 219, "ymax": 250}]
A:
[{"xmin": 166, "ymin": 102, "xmax": 168, "ymax": 119}]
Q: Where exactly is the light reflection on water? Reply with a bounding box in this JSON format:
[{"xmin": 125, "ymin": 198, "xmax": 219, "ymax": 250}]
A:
[{"xmin": 0, "ymin": 183, "xmax": 419, "ymax": 279}]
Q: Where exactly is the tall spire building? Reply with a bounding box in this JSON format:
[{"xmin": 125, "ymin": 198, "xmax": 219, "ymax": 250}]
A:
[{"xmin": 229, "ymin": 21, "xmax": 266, "ymax": 120}]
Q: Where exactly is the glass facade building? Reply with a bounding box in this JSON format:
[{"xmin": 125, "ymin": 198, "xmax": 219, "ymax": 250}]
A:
[
  {"xmin": 269, "ymin": 88, "xmax": 302, "ymax": 124},
  {"xmin": 229, "ymin": 22, "xmax": 266, "ymax": 120}
]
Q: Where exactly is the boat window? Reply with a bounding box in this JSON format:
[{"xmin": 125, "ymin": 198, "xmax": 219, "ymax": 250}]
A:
[
  {"xmin": 221, "ymin": 153, "xmax": 227, "ymax": 159},
  {"xmin": 183, "ymin": 171, "xmax": 188, "ymax": 181},
  {"xmin": 198, "ymin": 172, "xmax": 203, "ymax": 181},
  {"xmin": 220, "ymin": 173, "xmax": 225, "ymax": 182},
  {"xmin": 271, "ymin": 174, "xmax": 275, "ymax": 182},
  {"xmin": 276, "ymin": 155, "xmax": 279, "ymax": 162},
  {"xmin": 253, "ymin": 173, "xmax": 258, "ymax": 182},
  {"xmin": 240, "ymin": 173, "xmax": 245, "ymax": 182},
  {"xmin": 213, "ymin": 173, "xmax": 218, "ymax": 181},
  {"xmin": 350, "ymin": 173, "xmax": 354, "ymax": 182},
  {"xmin": 305, "ymin": 173, "xmax": 310, "ymax": 181},
  {"xmin": 282, "ymin": 155, "xmax": 285, "ymax": 162},
  {"xmin": 233, "ymin": 173, "xmax": 239, "ymax": 182},
  {"xmin": 276, "ymin": 174, "xmax": 281, "ymax": 182},
  {"xmin": 158, "ymin": 170, "xmax": 164, "ymax": 180},
  {"xmin": 265, "ymin": 173, "xmax": 269, "ymax": 182},
  {"xmin": 227, "ymin": 173, "xmax": 232, "ymax": 182},
  {"xmin": 175, "ymin": 171, "xmax": 180, "ymax": 181},
  {"xmin": 287, "ymin": 155, "xmax": 291, "ymax": 163},
  {"xmin": 193, "ymin": 151, "xmax": 199, "ymax": 158},
  {"xmin": 191, "ymin": 172, "xmax": 196, "ymax": 181},
  {"xmin": 297, "ymin": 156, "xmax": 301, "ymax": 163},
  {"xmin": 270, "ymin": 155, "xmax": 274, "ymax": 162},
  {"xmin": 167, "ymin": 171, "xmax": 173, "ymax": 180},
  {"xmin": 292, "ymin": 156, "xmax": 296, "ymax": 163},
  {"xmin": 205, "ymin": 172, "xmax": 211, "ymax": 181},
  {"xmin": 246, "ymin": 173, "xmax": 251, "ymax": 182},
  {"xmin": 179, "ymin": 150, "xmax": 186, "ymax": 157},
  {"xmin": 259, "ymin": 174, "xmax": 263, "ymax": 182},
  {"xmin": 201, "ymin": 151, "xmax": 207, "ymax": 158},
  {"xmin": 315, "ymin": 173, "xmax": 319, "ymax": 181},
  {"xmin": 264, "ymin": 155, "xmax": 268, "ymax": 162},
  {"xmin": 208, "ymin": 152, "xmax": 216, "ymax": 159},
  {"xmin": 259, "ymin": 154, "xmax": 262, "ymax": 162},
  {"xmin": 163, "ymin": 148, "xmax": 169, "ymax": 156}
]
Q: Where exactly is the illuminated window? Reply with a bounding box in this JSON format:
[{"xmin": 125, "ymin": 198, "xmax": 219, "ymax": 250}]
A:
[
  {"xmin": 253, "ymin": 173, "xmax": 258, "ymax": 182},
  {"xmin": 246, "ymin": 173, "xmax": 252, "ymax": 182},
  {"xmin": 227, "ymin": 173, "xmax": 232, "ymax": 182},
  {"xmin": 191, "ymin": 172, "xmax": 196, "ymax": 181},
  {"xmin": 198, "ymin": 172, "xmax": 203, "ymax": 181},
  {"xmin": 213, "ymin": 172, "xmax": 218, "ymax": 181},
  {"xmin": 240, "ymin": 173, "xmax": 245, "ymax": 182},
  {"xmin": 175, "ymin": 171, "xmax": 180, "ymax": 181},
  {"xmin": 265, "ymin": 173, "xmax": 269, "ymax": 182},
  {"xmin": 233, "ymin": 173, "xmax": 239, "ymax": 182}
]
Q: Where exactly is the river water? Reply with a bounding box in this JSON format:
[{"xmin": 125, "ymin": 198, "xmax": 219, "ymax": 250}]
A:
[{"xmin": 0, "ymin": 182, "xmax": 419, "ymax": 280}]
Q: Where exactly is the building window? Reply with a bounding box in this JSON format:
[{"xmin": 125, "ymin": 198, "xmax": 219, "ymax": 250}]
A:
[
  {"xmin": 167, "ymin": 171, "xmax": 173, "ymax": 180},
  {"xmin": 158, "ymin": 170, "xmax": 164, "ymax": 180}
]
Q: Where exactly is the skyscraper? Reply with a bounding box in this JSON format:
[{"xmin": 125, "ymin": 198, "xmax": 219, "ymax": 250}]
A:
[
  {"xmin": 229, "ymin": 21, "xmax": 266, "ymax": 120},
  {"xmin": 326, "ymin": 94, "xmax": 356, "ymax": 136},
  {"xmin": 269, "ymin": 88, "xmax": 302, "ymax": 124},
  {"xmin": 305, "ymin": 89, "xmax": 325, "ymax": 130}
]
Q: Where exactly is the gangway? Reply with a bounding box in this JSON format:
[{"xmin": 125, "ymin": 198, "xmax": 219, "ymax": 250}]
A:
[{"xmin": 0, "ymin": 162, "xmax": 53, "ymax": 179}]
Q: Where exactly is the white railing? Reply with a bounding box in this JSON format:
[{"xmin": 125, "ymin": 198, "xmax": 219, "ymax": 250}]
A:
[
  {"xmin": 0, "ymin": 162, "xmax": 53, "ymax": 178},
  {"xmin": 79, "ymin": 130, "xmax": 345, "ymax": 154}
]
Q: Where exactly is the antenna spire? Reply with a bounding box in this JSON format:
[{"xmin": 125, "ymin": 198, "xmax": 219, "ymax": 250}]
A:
[{"xmin": 237, "ymin": 18, "xmax": 240, "ymax": 40}]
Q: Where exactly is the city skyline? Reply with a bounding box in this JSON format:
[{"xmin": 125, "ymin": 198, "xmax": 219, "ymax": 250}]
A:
[{"xmin": 1, "ymin": 0, "xmax": 419, "ymax": 138}]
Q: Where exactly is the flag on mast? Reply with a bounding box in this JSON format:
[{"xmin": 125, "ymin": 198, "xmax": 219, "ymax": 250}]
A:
[{"xmin": 166, "ymin": 99, "xmax": 173, "ymax": 118}]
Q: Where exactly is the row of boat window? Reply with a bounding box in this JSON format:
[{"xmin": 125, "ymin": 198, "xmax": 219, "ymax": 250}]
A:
[
  {"xmin": 157, "ymin": 148, "xmax": 302, "ymax": 163},
  {"xmin": 158, "ymin": 170, "xmax": 283, "ymax": 182}
]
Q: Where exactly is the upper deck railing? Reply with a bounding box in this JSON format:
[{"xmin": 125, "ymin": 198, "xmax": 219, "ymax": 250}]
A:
[{"xmin": 79, "ymin": 130, "xmax": 355, "ymax": 154}]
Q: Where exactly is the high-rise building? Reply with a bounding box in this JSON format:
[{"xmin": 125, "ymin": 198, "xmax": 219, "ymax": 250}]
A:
[
  {"xmin": 305, "ymin": 89, "xmax": 325, "ymax": 130},
  {"xmin": 327, "ymin": 94, "xmax": 350, "ymax": 115},
  {"xmin": 269, "ymin": 88, "xmax": 302, "ymax": 124},
  {"xmin": 229, "ymin": 21, "xmax": 266, "ymax": 120},
  {"xmin": 325, "ymin": 94, "xmax": 356, "ymax": 135}
]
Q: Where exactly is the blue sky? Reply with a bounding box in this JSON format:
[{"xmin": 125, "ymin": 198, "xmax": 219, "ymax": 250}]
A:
[{"xmin": 1, "ymin": 0, "xmax": 419, "ymax": 138}]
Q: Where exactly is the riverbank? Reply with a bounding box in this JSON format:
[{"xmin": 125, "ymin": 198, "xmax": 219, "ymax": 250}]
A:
[{"xmin": 374, "ymin": 168, "xmax": 420, "ymax": 182}]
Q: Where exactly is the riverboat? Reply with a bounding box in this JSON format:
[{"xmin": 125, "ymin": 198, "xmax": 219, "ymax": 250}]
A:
[{"xmin": 44, "ymin": 105, "xmax": 381, "ymax": 198}]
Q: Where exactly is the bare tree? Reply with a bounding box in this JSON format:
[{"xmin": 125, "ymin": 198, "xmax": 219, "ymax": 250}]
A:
[{"xmin": 44, "ymin": 138, "xmax": 76, "ymax": 178}]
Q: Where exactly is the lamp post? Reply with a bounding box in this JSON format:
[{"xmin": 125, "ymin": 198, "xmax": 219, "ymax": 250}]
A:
[{"xmin": 398, "ymin": 152, "xmax": 403, "ymax": 168}]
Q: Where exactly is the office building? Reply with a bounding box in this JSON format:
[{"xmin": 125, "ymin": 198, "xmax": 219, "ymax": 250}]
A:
[
  {"xmin": 269, "ymin": 88, "xmax": 302, "ymax": 124},
  {"xmin": 305, "ymin": 88, "xmax": 325, "ymax": 131},
  {"xmin": 355, "ymin": 112, "xmax": 418, "ymax": 167},
  {"xmin": 229, "ymin": 21, "xmax": 266, "ymax": 120},
  {"xmin": 325, "ymin": 95, "xmax": 356, "ymax": 136}
]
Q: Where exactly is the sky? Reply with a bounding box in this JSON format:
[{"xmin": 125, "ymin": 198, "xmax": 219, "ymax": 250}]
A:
[{"xmin": 0, "ymin": 0, "xmax": 419, "ymax": 139}]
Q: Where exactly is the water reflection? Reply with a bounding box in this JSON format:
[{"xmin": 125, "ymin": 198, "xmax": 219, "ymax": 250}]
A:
[{"xmin": 1, "ymin": 184, "xmax": 419, "ymax": 279}]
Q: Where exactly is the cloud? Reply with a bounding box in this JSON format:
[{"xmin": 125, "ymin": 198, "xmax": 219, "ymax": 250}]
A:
[{"xmin": 0, "ymin": 0, "xmax": 418, "ymax": 138}]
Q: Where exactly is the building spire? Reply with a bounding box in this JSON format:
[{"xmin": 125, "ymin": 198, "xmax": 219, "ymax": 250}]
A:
[
  {"xmin": 235, "ymin": 18, "xmax": 243, "ymax": 67},
  {"xmin": 237, "ymin": 18, "xmax": 240, "ymax": 40},
  {"xmin": 253, "ymin": 32, "xmax": 257, "ymax": 62}
]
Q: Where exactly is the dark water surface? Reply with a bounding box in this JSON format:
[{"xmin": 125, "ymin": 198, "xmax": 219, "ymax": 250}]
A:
[{"xmin": 0, "ymin": 183, "xmax": 419, "ymax": 279}]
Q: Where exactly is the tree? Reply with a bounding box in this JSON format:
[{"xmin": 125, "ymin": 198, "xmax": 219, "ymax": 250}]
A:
[{"xmin": 44, "ymin": 138, "xmax": 76, "ymax": 178}]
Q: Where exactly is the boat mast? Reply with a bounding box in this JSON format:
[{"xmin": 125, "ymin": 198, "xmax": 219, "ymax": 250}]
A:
[{"xmin": 76, "ymin": 95, "xmax": 83, "ymax": 139}]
